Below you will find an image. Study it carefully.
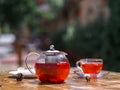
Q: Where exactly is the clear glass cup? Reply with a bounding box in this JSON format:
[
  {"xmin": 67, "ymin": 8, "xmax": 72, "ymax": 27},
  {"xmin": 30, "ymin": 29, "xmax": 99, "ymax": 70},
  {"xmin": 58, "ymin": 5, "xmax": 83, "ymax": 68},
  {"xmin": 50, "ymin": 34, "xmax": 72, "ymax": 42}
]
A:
[{"xmin": 76, "ymin": 58, "xmax": 103, "ymax": 78}]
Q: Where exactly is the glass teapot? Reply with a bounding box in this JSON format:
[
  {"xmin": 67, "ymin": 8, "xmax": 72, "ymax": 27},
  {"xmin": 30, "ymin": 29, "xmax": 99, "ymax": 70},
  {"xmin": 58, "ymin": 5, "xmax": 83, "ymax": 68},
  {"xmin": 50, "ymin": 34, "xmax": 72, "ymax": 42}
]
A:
[{"xmin": 25, "ymin": 45, "xmax": 70, "ymax": 83}]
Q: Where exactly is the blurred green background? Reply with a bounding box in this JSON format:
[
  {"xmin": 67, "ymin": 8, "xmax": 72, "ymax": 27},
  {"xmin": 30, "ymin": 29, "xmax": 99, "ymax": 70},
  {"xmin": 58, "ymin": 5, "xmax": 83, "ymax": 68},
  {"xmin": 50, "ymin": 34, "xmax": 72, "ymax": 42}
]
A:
[{"xmin": 0, "ymin": 0, "xmax": 120, "ymax": 72}]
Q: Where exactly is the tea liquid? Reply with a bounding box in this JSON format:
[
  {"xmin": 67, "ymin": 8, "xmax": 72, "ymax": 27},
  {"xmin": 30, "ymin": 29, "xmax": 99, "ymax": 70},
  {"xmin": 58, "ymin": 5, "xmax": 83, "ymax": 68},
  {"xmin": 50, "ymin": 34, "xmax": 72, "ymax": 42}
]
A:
[
  {"xmin": 81, "ymin": 62, "xmax": 103, "ymax": 74},
  {"xmin": 35, "ymin": 62, "xmax": 70, "ymax": 83}
]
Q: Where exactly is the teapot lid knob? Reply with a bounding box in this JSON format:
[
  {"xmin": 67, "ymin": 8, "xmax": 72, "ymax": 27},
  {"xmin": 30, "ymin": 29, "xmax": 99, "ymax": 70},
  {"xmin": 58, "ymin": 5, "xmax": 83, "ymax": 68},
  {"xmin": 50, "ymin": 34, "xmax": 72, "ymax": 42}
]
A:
[{"xmin": 50, "ymin": 45, "xmax": 55, "ymax": 50}]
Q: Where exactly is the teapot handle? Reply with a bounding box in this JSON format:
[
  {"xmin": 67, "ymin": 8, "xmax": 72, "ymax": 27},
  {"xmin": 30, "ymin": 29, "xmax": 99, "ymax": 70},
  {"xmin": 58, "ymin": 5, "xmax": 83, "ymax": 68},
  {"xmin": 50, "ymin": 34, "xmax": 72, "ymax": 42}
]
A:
[{"xmin": 25, "ymin": 52, "xmax": 40, "ymax": 74}]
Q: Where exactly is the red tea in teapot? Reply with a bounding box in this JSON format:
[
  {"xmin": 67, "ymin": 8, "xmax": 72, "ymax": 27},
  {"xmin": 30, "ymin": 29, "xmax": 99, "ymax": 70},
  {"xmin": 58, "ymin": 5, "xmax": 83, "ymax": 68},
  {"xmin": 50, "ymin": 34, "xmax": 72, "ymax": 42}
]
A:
[{"xmin": 35, "ymin": 62, "xmax": 70, "ymax": 83}]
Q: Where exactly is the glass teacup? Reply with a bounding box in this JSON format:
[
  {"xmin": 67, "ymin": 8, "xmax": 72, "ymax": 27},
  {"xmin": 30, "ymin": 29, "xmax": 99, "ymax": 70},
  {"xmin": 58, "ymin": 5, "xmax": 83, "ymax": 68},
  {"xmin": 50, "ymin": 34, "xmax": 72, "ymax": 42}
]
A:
[{"xmin": 76, "ymin": 58, "xmax": 103, "ymax": 78}]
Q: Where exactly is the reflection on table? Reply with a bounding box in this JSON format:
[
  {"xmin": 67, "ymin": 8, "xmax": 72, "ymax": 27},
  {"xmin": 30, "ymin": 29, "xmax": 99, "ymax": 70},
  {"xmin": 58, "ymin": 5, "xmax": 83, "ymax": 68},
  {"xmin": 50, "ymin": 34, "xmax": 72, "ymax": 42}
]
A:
[{"xmin": 0, "ymin": 68, "xmax": 120, "ymax": 90}]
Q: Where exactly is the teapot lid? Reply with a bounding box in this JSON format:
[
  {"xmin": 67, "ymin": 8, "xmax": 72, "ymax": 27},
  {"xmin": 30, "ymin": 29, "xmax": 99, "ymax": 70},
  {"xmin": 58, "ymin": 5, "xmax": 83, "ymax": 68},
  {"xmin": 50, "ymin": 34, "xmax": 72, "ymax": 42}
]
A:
[{"xmin": 42, "ymin": 45, "xmax": 67, "ymax": 55}]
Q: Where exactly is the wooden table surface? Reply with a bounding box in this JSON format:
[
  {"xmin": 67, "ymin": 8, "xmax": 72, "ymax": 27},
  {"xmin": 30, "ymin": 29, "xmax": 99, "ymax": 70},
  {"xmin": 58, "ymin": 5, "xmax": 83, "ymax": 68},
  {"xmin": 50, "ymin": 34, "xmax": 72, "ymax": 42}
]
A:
[{"xmin": 0, "ymin": 68, "xmax": 120, "ymax": 90}]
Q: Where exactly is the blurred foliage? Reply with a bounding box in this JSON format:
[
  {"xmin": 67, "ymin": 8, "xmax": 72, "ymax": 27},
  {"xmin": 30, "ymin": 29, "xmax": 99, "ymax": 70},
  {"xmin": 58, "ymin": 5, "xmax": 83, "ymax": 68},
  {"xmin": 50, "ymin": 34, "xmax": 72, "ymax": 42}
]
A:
[
  {"xmin": 0, "ymin": 0, "xmax": 120, "ymax": 71},
  {"xmin": 102, "ymin": 0, "xmax": 120, "ymax": 71},
  {"xmin": 64, "ymin": 20, "xmax": 104, "ymax": 58},
  {"xmin": 0, "ymin": 0, "xmax": 37, "ymax": 27},
  {"xmin": 53, "ymin": 0, "xmax": 120, "ymax": 71},
  {"xmin": 0, "ymin": 0, "xmax": 65, "ymax": 34}
]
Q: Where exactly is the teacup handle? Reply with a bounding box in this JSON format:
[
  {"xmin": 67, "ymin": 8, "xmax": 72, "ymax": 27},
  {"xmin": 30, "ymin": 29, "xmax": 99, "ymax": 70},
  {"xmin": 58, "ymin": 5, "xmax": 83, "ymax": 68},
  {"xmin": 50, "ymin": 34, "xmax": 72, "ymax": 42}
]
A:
[
  {"xmin": 25, "ymin": 52, "xmax": 40, "ymax": 74},
  {"xmin": 76, "ymin": 60, "xmax": 83, "ymax": 73}
]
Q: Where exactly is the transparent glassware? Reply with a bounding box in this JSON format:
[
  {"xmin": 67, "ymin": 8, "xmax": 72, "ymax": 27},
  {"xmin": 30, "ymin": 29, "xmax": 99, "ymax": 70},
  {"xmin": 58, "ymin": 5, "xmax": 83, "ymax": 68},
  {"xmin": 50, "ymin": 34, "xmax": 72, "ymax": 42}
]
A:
[
  {"xmin": 25, "ymin": 45, "xmax": 70, "ymax": 83},
  {"xmin": 76, "ymin": 58, "xmax": 103, "ymax": 78}
]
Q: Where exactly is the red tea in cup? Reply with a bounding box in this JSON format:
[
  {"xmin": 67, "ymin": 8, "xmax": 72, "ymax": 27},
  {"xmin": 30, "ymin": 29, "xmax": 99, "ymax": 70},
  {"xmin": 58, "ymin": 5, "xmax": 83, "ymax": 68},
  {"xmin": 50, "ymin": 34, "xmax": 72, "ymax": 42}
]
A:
[
  {"xmin": 76, "ymin": 59, "xmax": 103, "ymax": 76},
  {"xmin": 35, "ymin": 62, "xmax": 70, "ymax": 83},
  {"xmin": 81, "ymin": 62, "xmax": 103, "ymax": 74}
]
